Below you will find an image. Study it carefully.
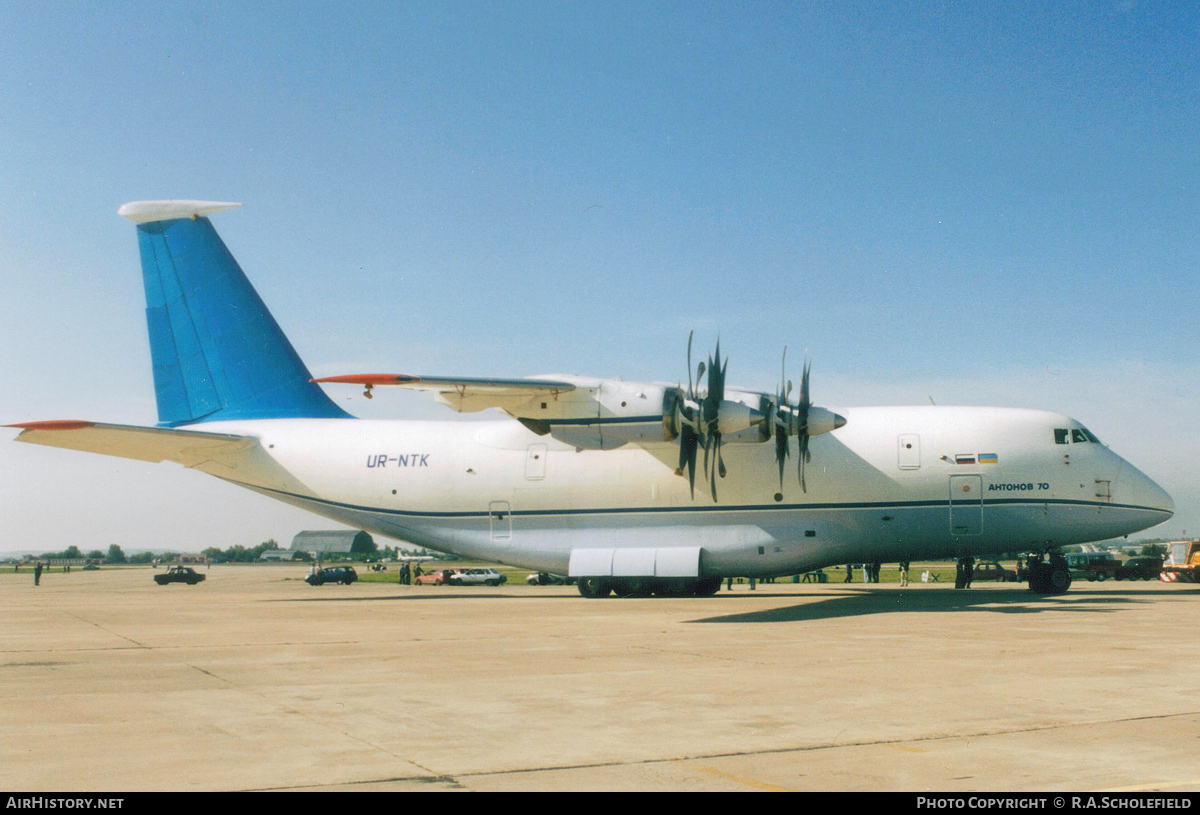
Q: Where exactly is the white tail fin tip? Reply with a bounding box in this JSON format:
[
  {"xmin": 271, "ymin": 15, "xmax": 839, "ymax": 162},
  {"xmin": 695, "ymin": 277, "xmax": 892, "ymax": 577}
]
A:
[{"xmin": 118, "ymin": 200, "xmax": 242, "ymax": 224}]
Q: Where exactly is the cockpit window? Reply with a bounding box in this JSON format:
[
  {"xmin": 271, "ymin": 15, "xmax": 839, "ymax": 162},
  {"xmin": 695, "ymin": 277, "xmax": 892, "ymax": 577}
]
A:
[{"xmin": 1055, "ymin": 426, "xmax": 1102, "ymax": 444}]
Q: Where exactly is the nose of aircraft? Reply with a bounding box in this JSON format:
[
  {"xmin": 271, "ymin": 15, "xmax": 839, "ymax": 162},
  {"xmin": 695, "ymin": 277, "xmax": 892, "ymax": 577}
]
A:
[{"xmin": 1116, "ymin": 460, "xmax": 1175, "ymax": 521}]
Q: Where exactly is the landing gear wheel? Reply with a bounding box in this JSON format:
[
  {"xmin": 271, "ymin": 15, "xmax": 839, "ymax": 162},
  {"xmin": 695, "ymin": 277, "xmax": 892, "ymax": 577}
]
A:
[
  {"xmin": 1048, "ymin": 567, "xmax": 1072, "ymax": 593},
  {"xmin": 577, "ymin": 577, "xmax": 612, "ymax": 598},
  {"xmin": 692, "ymin": 577, "xmax": 722, "ymax": 596},
  {"xmin": 653, "ymin": 579, "xmax": 689, "ymax": 597},
  {"xmin": 612, "ymin": 578, "xmax": 651, "ymax": 598}
]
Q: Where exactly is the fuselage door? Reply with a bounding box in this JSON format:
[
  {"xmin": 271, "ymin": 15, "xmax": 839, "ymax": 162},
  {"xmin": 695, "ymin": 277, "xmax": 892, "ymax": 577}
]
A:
[
  {"xmin": 898, "ymin": 434, "xmax": 921, "ymax": 470},
  {"xmin": 489, "ymin": 501, "xmax": 512, "ymax": 542},
  {"xmin": 950, "ymin": 475, "xmax": 982, "ymax": 536},
  {"xmin": 525, "ymin": 443, "xmax": 547, "ymax": 481}
]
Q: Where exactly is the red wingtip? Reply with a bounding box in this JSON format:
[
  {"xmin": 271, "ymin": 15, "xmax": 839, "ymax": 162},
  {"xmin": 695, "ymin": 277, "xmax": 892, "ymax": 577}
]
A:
[{"xmin": 5, "ymin": 420, "xmax": 96, "ymax": 431}]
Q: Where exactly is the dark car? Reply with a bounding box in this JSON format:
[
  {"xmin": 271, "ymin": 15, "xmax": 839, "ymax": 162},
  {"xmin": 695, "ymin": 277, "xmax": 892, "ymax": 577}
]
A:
[
  {"xmin": 970, "ymin": 560, "xmax": 1017, "ymax": 582},
  {"xmin": 305, "ymin": 566, "xmax": 358, "ymax": 586},
  {"xmin": 154, "ymin": 566, "xmax": 206, "ymax": 586},
  {"xmin": 1114, "ymin": 557, "xmax": 1163, "ymax": 581}
]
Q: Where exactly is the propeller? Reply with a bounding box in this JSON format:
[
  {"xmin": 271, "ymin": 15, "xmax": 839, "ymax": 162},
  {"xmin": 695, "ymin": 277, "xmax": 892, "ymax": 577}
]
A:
[
  {"xmin": 772, "ymin": 352, "xmax": 845, "ymax": 493},
  {"xmin": 672, "ymin": 332, "xmax": 703, "ymax": 498},
  {"xmin": 699, "ymin": 338, "xmax": 729, "ymax": 501},
  {"xmin": 670, "ymin": 332, "xmax": 730, "ymax": 500},
  {"xmin": 667, "ymin": 334, "xmax": 842, "ymax": 500}
]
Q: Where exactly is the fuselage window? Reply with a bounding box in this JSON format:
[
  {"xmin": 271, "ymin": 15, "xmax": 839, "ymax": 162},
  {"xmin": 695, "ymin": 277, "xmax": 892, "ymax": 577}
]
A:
[{"xmin": 1054, "ymin": 429, "xmax": 1069, "ymax": 444}]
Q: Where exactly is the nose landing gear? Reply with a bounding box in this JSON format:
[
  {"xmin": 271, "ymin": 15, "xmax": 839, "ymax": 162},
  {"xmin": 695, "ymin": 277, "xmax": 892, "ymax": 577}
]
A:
[{"xmin": 1026, "ymin": 552, "xmax": 1072, "ymax": 595}]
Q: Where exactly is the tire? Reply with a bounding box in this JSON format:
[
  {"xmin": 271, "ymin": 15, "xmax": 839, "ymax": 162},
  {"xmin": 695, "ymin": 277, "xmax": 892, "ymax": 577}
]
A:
[
  {"xmin": 1096, "ymin": 572, "xmax": 1108, "ymax": 582},
  {"xmin": 577, "ymin": 577, "xmax": 611, "ymax": 598},
  {"xmin": 486, "ymin": 580, "xmax": 498, "ymax": 587},
  {"xmin": 653, "ymin": 579, "xmax": 690, "ymax": 598},
  {"xmin": 612, "ymin": 578, "xmax": 651, "ymax": 598},
  {"xmin": 1048, "ymin": 567, "xmax": 1072, "ymax": 594},
  {"xmin": 1029, "ymin": 562, "xmax": 1071, "ymax": 595}
]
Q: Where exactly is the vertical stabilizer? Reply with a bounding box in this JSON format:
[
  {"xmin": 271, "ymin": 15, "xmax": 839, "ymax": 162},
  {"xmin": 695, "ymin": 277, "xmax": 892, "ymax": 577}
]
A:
[{"xmin": 119, "ymin": 200, "xmax": 350, "ymax": 426}]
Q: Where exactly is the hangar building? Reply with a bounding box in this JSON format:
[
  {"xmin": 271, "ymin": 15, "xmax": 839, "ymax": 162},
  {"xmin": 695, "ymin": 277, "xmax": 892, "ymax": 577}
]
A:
[{"xmin": 290, "ymin": 530, "xmax": 377, "ymax": 557}]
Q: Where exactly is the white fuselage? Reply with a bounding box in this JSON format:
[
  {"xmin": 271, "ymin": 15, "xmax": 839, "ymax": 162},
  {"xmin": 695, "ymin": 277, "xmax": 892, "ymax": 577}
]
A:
[{"xmin": 191, "ymin": 404, "xmax": 1172, "ymax": 577}]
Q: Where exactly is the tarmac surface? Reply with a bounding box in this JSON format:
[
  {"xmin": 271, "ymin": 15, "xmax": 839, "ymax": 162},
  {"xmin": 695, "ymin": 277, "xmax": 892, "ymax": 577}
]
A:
[{"xmin": 3, "ymin": 564, "xmax": 1200, "ymax": 792}]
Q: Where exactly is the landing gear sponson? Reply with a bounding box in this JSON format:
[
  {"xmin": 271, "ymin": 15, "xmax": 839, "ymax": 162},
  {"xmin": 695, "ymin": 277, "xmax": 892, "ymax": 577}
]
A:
[{"xmin": 578, "ymin": 577, "xmax": 723, "ymax": 598}]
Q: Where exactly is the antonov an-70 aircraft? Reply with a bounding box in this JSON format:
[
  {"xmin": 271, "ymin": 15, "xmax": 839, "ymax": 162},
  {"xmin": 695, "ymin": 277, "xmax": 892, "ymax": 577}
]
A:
[{"xmin": 9, "ymin": 201, "xmax": 1174, "ymax": 597}]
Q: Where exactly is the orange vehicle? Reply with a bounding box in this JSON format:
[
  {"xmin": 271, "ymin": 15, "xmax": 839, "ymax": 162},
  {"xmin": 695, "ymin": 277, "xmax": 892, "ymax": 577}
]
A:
[
  {"xmin": 414, "ymin": 568, "xmax": 459, "ymax": 586},
  {"xmin": 1161, "ymin": 542, "xmax": 1200, "ymax": 583}
]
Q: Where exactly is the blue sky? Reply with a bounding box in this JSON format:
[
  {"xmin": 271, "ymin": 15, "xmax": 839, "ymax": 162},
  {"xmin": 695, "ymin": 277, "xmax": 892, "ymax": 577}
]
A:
[{"xmin": 2, "ymin": 1, "xmax": 1197, "ymax": 552}]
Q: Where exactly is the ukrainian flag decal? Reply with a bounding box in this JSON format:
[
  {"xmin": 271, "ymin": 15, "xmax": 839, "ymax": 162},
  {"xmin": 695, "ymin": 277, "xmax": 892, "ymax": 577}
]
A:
[{"xmin": 978, "ymin": 453, "xmax": 999, "ymax": 464}]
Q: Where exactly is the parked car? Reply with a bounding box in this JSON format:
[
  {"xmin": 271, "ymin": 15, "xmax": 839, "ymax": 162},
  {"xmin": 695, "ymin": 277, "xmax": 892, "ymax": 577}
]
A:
[
  {"xmin": 451, "ymin": 568, "xmax": 507, "ymax": 586},
  {"xmin": 414, "ymin": 568, "xmax": 458, "ymax": 586},
  {"xmin": 526, "ymin": 572, "xmax": 574, "ymax": 585},
  {"xmin": 1114, "ymin": 557, "xmax": 1164, "ymax": 581},
  {"xmin": 305, "ymin": 566, "xmax": 357, "ymax": 586},
  {"xmin": 970, "ymin": 560, "xmax": 1017, "ymax": 582},
  {"xmin": 154, "ymin": 565, "xmax": 206, "ymax": 586}
]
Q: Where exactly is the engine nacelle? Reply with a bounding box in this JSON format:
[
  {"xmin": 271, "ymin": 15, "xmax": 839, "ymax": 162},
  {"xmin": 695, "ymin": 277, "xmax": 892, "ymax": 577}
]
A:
[{"xmin": 805, "ymin": 406, "xmax": 847, "ymax": 436}]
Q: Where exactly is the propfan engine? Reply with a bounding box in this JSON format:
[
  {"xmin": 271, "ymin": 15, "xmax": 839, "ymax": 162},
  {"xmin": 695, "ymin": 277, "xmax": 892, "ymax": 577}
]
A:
[
  {"xmin": 662, "ymin": 333, "xmax": 769, "ymax": 500},
  {"xmin": 768, "ymin": 348, "xmax": 846, "ymax": 493},
  {"xmin": 663, "ymin": 336, "xmax": 846, "ymax": 499}
]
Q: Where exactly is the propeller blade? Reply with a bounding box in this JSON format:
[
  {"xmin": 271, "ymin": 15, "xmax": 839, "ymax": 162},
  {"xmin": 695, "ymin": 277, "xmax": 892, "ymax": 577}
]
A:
[
  {"xmin": 679, "ymin": 425, "xmax": 698, "ymax": 498},
  {"xmin": 686, "ymin": 331, "xmax": 695, "ymax": 398},
  {"xmin": 775, "ymin": 425, "xmax": 789, "ymax": 489},
  {"xmin": 703, "ymin": 431, "xmax": 713, "ymax": 479},
  {"xmin": 798, "ymin": 434, "xmax": 810, "ymax": 493}
]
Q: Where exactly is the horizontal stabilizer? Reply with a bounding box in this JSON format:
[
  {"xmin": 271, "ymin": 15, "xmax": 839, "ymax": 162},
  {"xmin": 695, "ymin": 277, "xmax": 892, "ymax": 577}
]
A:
[
  {"xmin": 118, "ymin": 200, "xmax": 242, "ymax": 224},
  {"xmin": 7, "ymin": 420, "xmax": 255, "ymax": 465},
  {"xmin": 6, "ymin": 420, "xmax": 312, "ymax": 494}
]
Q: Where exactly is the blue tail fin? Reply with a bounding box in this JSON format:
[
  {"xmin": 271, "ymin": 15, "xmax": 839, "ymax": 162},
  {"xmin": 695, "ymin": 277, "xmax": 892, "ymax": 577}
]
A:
[{"xmin": 120, "ymin": 200, "xmax": 350, "ymax": 426}]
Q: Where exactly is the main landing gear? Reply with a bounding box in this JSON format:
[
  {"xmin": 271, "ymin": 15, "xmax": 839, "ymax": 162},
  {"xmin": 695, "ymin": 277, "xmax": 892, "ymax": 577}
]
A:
[
  {"xmin": 577, "ymin": 577, "xmax": 723, "ymax": 598},
  {"xmin": 1026, "ymin": 552, "xmax": 1072, "ymax": 595}
]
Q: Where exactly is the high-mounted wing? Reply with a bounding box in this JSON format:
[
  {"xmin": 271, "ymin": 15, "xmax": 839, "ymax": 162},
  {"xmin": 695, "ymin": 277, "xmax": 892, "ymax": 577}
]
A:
[{"xmin": 310, "ymin": 374, "xmax": 576, "ymax": 413}]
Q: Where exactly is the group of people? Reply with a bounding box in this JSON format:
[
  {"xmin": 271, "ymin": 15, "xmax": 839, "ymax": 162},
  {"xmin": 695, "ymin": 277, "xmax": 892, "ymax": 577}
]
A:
[
  {"xmin": 834, "ymin": 559, "xmax": 972, "ymax": 588},
  {"xmin": 843, "ymin": 562, "xmax": 887, "ymax": 583},
  {"xmin": 396, "ymin": 563, "xmax": 426, "ymax": 584}
]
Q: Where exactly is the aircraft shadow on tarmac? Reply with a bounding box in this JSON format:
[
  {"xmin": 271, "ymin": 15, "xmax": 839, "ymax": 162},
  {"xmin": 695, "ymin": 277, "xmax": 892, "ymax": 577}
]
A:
[{"xmin": 687, "ymin": 586, "xmax": 1186, "ymax": 624}]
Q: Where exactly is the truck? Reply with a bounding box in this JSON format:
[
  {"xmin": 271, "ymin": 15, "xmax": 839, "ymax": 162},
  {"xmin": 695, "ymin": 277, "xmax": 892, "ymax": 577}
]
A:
[{"xmin": 1160, "ymin": 541, "xmax": 1200, "ymax": 583}]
